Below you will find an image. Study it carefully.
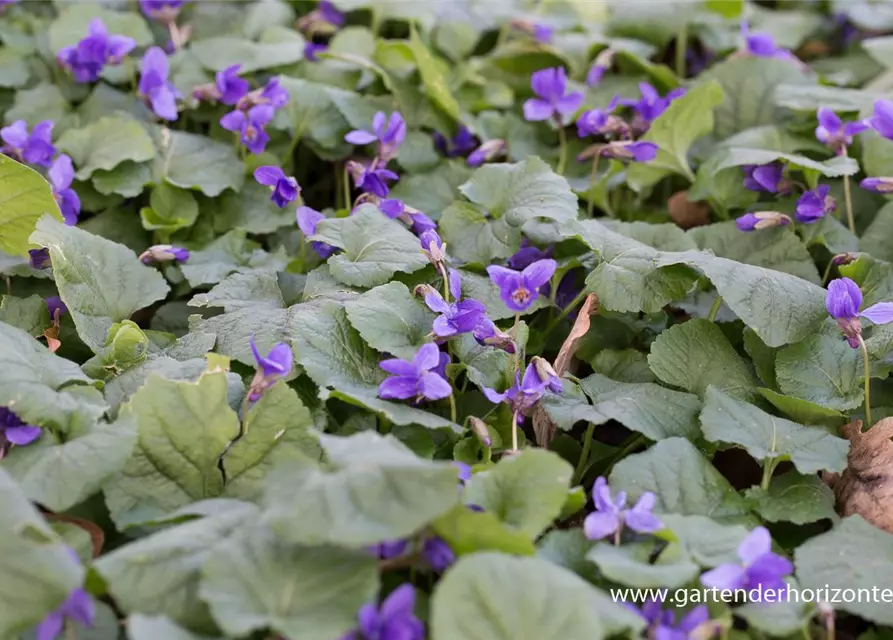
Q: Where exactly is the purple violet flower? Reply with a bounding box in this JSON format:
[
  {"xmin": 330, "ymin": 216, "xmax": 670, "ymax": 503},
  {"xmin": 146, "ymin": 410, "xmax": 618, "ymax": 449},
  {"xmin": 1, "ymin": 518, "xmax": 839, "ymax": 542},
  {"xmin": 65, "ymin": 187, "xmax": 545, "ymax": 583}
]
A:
[
  {"xmin": 742, "ymin": 163, "xmax": 787, "ymax": 193},
  {"xmin": 254, "ymin": 166, "xmax": 300, "ymax": 208},
  {"xmin": 140, "ymin": 0, "xmax": 189, "ymax": 24},
  {"xmin": 740, "ymin": 21, "xmax": 794, "ymax": 61},
  {"xmin": 486, "ymin": 258, "xmax": 557, "ymax": 311},
  {"xmin": 826, "ymin": 277, "xmax": 893, "ymax": 348},
  {"xmin": 139, "ymin": 244, "xmax": 189, "ymax": 264},
  {"xmin": 216, "ymin": 64, "xmax": 249, "ymax": 105},
  {"xmin": 576, "ymin": 96, "xmax": 626, "ymax": 138},
  {"xmin": 48, "ymin": 155, "xmax": 80, "ymax": 226},
  {"xmin": 510, "ymin": 18, "xmax": 553, "ymax": 43},
  {"xmin": 378, "ymin": 198, "xmax": 404, "ymax": 219},
  {"xmin": 46, "ymin": 296, "xmax": 67, "ymax": 320},
  {"xmin": 0, "ymin": 0, "xmax": 19, "ymax": 10},
  {"xmin": 467, "ymin": 139, "xmax": 507, "ymax": 167},
  {"xmin": 409, "ymin": 212, "xmax": 436, "ymax": 235},
  {"xmin": 370, "ymin": 539, "xmax": 409, "ymax": 560},
  {"xmin": 341, "ymin": 584, "xmax": 424, "ymax": 640},
  {"xmin": 1, "ymin": 120, "xmax": 55, "ymax": 167},
  {"xmin": 622, "ymin": 83, "xmax": 685, "ymax": 128},
  {"xmin": 347, "ymin": 161, "xmax": 399, "ymax": 198},
  {"xmin": 865, "ymin": 99, "xmax": 893, "ymax": 140},
  {"xmin": 297, "ymin": 206, "xmax": 339, "ymax": 259},
  {"xmin": 600, "ymin": 140, "xmax": 659, "ymax": 162},
  {"xmin": 420, "ymin": 229, "xmax": 446, "ymax": 264},
  {"xmin": 0, "ymin": 407, "xmax": 41, "ymax": 447},
  {"xmin": 378, "ymin": 343, "xmax": 452, "ymax": 402},
  {"xmin": 482, "ymin": 360, "xmax": 561, "ymax": 413},
  {"xmin": 816, "ymin": 107, "xmax": 866, "ymax": 155},
  {"xmin": 507, "ymin": 239, "xmax": 552, "ymax": 270},
  {"xmin": 434, "ymin": 126, "xmax": 477, "ymax": 158},
  {"xmin": 584, "ymin": 476, "xmax": 662, "ymax": 541},
  {"xmin": 35, "ymin": 549, "xmax": 94, "ymax": 640},
  {"xmin": 138, "ymin": 47, "xmax": 180, "ymax": 121},
  {"xmin": 454, "ymin": 461, "xmax": 472, "ymax": 483},
  {"xmin": 555, "ymin": 268, "xmax": 584, "ymax": 313},
  {"xmin": 531, "ymin": 356, "xmax": 562, "ymax": 394},
  {"xmin": 29, "ymin": 249, "xmax": 50, "ymax": 270},
  {"xmin": 628, "ymin": 600, "xmax": 713, "ymax": 640},
  {"xmin": 861, "ymin": 177, "xmax": 893, "ymax": 193},
  {"xmin": 304, "ymin": 41, "xmax": 328, "ymax": 61},
  {"xmin": 57, "ymin": 18, "xmax": 136, "ymax": 83},
  {"xmin": 345, "ymin": 111, "xmax": 407, "ymax": 162},
  {"xmin": 220, "ymin": 104, "xmax": 274, "ymax": 154},
  {"xmin": 795, "ymin": 185, "xmax": 836, "ymax": 224},
  {"xmin": 472, "ymin": 317, "xmax": 516, "ymax": 354},
  {"xmin": 587, "ymin": 49, "xmax": 615, "ymax": 87},
  {"xmin": 140, "ymin": 0, "xmax": 186, "ymax": 22},
  {"xmin": 735, "ymin": 211, "xmax": 790, "ymax": 232},
  {"xmin": 424, "ymin": 269, "xmax": 486, "ymax": 337},
  {"xmin": 260, "ymin": 77, "xmax": 290, "ymax": 108},
  {"xmin": 318, "ymin": 1, "xmax": 345, "ymax": 27},
  {"xmin": 523, "ymin": 67, "xmax": 584, "ymax": 122},
  {"xmin": 247, "ymin": 335, "xmax": 293, "ymax": 401},
  {"xmin": 422, "ymin": 536, "xmax": 455, "ymax": 572},
  {"xmin": 700, "ymin": 526, "xmax": 793, "ymax": 593}
]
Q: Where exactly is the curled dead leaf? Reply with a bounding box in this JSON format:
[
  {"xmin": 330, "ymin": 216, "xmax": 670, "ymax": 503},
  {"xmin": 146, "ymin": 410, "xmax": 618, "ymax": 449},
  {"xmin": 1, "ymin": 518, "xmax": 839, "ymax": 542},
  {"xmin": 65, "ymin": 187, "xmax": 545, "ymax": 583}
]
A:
[
  {"xmin": 41, "ymin": 512, "xmax": 105, "ymax": 558},
  {"xmin": 667, "ymin": 190, "xmax": 710, "ymax": 229},
  {"xmin": 828, "ymin": 418, "xmax": 893, "ymax": 533},
  {"xmin": 533, "ymin": 294, "xmax": 599, "ymax": 448},
  {"xmin": 42, "ymin": 326, "xmax": 61, "ymax": 353}
]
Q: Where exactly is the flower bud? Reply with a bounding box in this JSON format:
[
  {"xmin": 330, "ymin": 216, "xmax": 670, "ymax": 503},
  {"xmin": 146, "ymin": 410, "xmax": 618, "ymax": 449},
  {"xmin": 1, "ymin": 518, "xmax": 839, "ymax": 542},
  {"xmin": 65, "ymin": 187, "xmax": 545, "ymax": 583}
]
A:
[
  {"xmin": 413, "ymin": 284, "xmax": 440, "ymax": 299},
  {"xmin": 139, "ymin": 244, "xmax": 190, "ymax": 264},
  {"xmin": 600, "ymin": 140, "xmax": 658, "ymax": 162},
  {"xmin": 473, "ymin": 317, "xmax": 517, "ymax": 354},
  {"xmin": 831, "ymin": 252, "xmax": 859, "ymax": 266},
  {"xmin": 860, "ymin": 177, "xmax": 893, "ymax": 193},
  {"xmin": 735, "ymin": 211, "xmax": 791, "ymax": 232},
  {"xmin": 531, "ymin": 356, "xmax": 563, "ymax": 393},
  {"xmin": 467, "ymin": 139, "xmax": 506, "ymax": 167},
  {"xmin": 468, "ymin": 416, "xmax": 492, "ymax": 447},
  {"xmin": 419, "ymin": 230, "xmax": 446, "ymax": 265}
]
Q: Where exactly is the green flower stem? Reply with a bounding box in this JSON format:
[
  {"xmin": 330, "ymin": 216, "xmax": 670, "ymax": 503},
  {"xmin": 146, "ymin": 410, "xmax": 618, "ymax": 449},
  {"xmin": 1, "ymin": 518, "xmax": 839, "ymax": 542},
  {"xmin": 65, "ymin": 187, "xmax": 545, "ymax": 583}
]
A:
[
  {"xmin": 556, "ymin": 126, "xmax": 568, "ymax": 176},
  {"xmin": 843, "ymin": 174, "xmax": 856, "ymax": 234},
  {"xmin": 821, "ymin": 260, "xmax": 835, "ymax": 285},
  {"xmin": 760, "ymin": 458, "xmax": 778, "ymax": 491},
  {"xmin": 858, "ymin": 334, "xmax": 873, "ymax": 426},
  {"xmin": 342, "ymin": 163, "xmax": 352, "ymax": 211},
  {"xmin": 543, "ymin": 289, "xmax": 588, "ymax": 341},
  {"xmin": 511, "ymin": 311, "xmax": 521, "ymax": 374},
  {"xmin": 601, "ymin": 434, "xmax": 644, "ymax": 477},
  {"xmin": 707, "ymin": 295, "xmax": 723, "ymax": 322},
  {"xmin": 511, "ymin": 410, "xmax": 519, "ymax": 452},
  {"xmin": 438, "ymin": 263, "xmax": 450, "ymax": 303},
  {"xmin": 448, "ymin": 393, "xmax": 457, "ymax": 425},
  {"xmin": 587, "ymin": 155, "xmax": 600, "ymax": 218},
  {"xmin": 843, "ymin": 148, "xmax": 856, "ymax": 233},
  {"xmin": 675, "ymin": 24, "xmax": 688, "ymax": 78},
  {"xmin": 572, "ymin": 422, "xmax": 596, "ymax": 486}
]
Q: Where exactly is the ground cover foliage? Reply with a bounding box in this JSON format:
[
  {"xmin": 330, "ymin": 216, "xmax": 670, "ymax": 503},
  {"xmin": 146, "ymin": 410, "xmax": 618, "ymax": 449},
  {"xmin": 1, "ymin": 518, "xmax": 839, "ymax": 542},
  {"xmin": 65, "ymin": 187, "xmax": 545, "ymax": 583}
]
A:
[{"xmin": 4, "ymin": 0, "xmax": 893, "ymax": 638}]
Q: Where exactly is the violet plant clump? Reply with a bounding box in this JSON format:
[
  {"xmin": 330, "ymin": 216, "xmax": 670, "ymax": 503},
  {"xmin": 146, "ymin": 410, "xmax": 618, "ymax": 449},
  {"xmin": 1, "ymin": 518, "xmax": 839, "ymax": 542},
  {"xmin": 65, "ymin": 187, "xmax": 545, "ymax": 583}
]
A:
[{"xmin": 3, "ymin": 4, "xmax": 893, "ymax": 638}]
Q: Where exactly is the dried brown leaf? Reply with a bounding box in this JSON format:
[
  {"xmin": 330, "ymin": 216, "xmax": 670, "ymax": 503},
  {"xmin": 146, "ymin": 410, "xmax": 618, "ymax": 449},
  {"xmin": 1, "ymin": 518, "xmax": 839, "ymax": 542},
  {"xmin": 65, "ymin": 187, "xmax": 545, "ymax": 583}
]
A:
[
  {"xmin": 832, "ymin": 418, "xmax": 893, "ymax": 533},
  {"xmin": 533, "ymin": 294, "xmax": 598, "ymax": 447}
]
